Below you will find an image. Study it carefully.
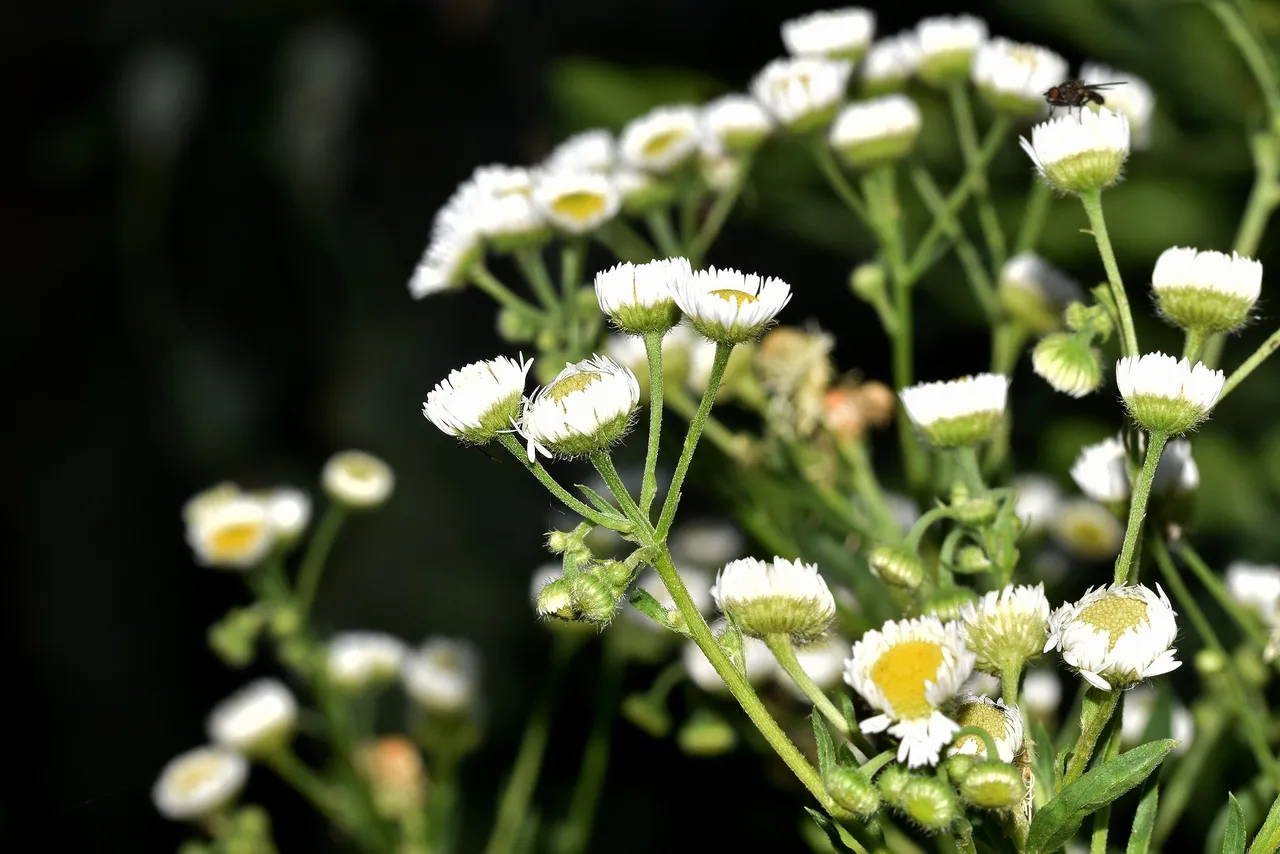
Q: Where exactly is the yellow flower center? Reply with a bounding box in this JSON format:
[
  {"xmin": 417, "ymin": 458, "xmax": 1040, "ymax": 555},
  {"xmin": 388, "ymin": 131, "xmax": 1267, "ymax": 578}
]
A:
[
  {"xmin": 172, "ymin": 756, "xmax": 223, "ymax": 794},
  {"xmin": 208, "ymin": 522, "xmax": 266, "ymax": 559},
  {"xmin": 709, "ymin": 288, "xmax": 759, "ymax": 306},
  {"xmin": 547, "ymin": 371, "xmax": 602, "ymax": 402},
  {"xmin": 642, "ymin": 129, "xmax": 688, "ymax": 157},
  {"xmin": 342, "ymin": 457, "xmax": 382, "ymax": 482},
  {"xmin": 871, "ymin": 640, "xmax": 945, "ymax": 719},
  {"xmin": 550, "ymin": 192, "xmax": 607, "ymax": 222},
  {"xmin": 952, "ymin": 702, "xmax": 1007, "ymax": 755},
  {"xmin": 1079, "ymin": 596, "xmax": 1149, "ymax": 650}
]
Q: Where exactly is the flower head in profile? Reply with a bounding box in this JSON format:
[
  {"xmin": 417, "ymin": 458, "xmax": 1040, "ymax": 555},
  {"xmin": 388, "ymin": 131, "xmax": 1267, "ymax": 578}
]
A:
[
  {"xmin": 780, "ymin": 8, "xmax": 875, "ymax": 61},
  {"xmin": 1151, "ymin": 246, "xmax": 1262, "ymax": 334},
  {"xmin": 1070, "ymin": 436, "xmax": 1130, "ymax": 504},
  {"xmin": 999, "ymin": 252, "xmax": 1083, "ymax": 334},
  {"xmin": 1080, "ymin": 62, "xmax": 1155, "ymax": 148},
  {"xmin": 673, "ymin": 266, "xmax": 792, "ymax": 344},
  {"xmin": 1020, "ymin": 107, "xmax": 1130, "ymax": 194},
  {"xmin": 1116, "ymin": 353, "xmax": 1224, "ymax": 435},
  {"xmin": 972, "ymin": 38, "xmax": 1067, "ymax": 117},
  {"xmin": 750, "ymin": 57, "xmax": 853, "ymax": 132},
  {"xmin": 594, "ymin": 257, "xmax": 690, "ymax": 335},
  {"xmin": 152, "ymin": 746, "xmax": 249, "ymax": 822},
  {"xmin": 619, "ymin": 105, "xmax": 701, "ymax": 174},
  {"xmin": 1225, "ymin": 562, "xmax": 1280, "ymax": 625},
  {"xmin": 328, "ymin": 632, "xmax": 408, "ymax": 691},
  {"xmin": 948, "ymin": 695, "xmax": 1024, "ymax": 762},
  {"xmin": 1050, "ymin": 498, "xmax": 1124, "ymax": 560},
  {"xmin": 424, "ymin": 355, "xmax": 532, "ymax": 444},
  {"xmin": 531, "ymin": 171, "xmax": 620, "ymax": 234},
  {"xmin": 467, "ymin": 164, "xmax": 547, "ymax": 250},
  {"xmin": 401, "ymin": 636, "xmax": 482, "ymax": 715},
  {"xmin": 699, "ymin": 94, "xmax": 773, "ymax": 155},
  {"xmin": 899, "ymin": 373, "xmax": 1009, "ymax": 447},
  {"xmin": 1032, "ymin": 332, "xmax": 1103, "ymax": 398},
  {"xmin": 544, "ymin": 129, "xmax": 615, "ymax": 174},
  {"xmin": 844, "ymin": 616, "xmax": 976, "ymax": 767},
  {"xmin": 829, "ymin": 95, "xmax": 922, "ymax": 168},
  {"xmin": 1045, "ymin": 583, "xmax": 1181, "ymax": 690},
  {"xmin": 207, "ymin": 678, "xmax": 298, "ymax": 757},
  {"xmin": 711, "ymin": 556, "xmax": 836, "ymax": 644},
  {"xmin": 860, "ymin": 32, "xmax": 920, "ymax": 95},
  {"xmin": 915, "ymin": 15, "xmax": 987, "ymax": 86},
  {"xmin": 517, "ymin": 355, "xmax": 640, "ymax": 461},
  {"xmin": 323, "ymin": 450, "xmax": 395, "ymax": 508},
  {"xmin": 959, "ymin": 584, "xmax": 1051, "ymax": 675}
]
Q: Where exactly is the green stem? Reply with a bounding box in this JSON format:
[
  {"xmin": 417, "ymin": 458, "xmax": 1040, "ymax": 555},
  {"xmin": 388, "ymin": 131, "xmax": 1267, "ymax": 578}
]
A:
[
  {"xmin": 955, "ymin": 819, "xmax": 978, "ymax": 854},
  {"xmin": 904, "ymin": 506, "xmax": 953, "ymax": 552},
  {"xmin": 1001, "ymin": 664, "xmax": 1021, "ymax": 707},
  {"xmin": 514, "ymin": 247, "xmax": 560, "ymax": 311},
  {"xmin": 314, "ymin": 675, "xmax": 393, "ymax": 852},
  {"xmin": 954, "ymin": 447, "xmax": 986, "ymax": 494},
  {"xmin": 891, "ymin": 241, "xmax": 926, "ymax": 494},
  {"xmin": 1113, "ymin": 431, "xmax": 1168, "ymax": 585},
  {"xmin": 496, "ymin": 433, "xmax": 631, "ymax": 531},
  {"xmin": 470, "ymin": 264, "xmax": 544, "ymax": 323},
  {"xmin": 1150, "ymin": 536, "xmax": 1280, "ymax": 788},
  {"xmin": 812, "ymin": 139, "xmax": 870, "ymax": 223},
  {"xmin": 690, "ymin": 152, "xmax": 756, "ymax": 262},
  {"xmin": 425, "ymin": 755, "xmax": 459, "ymax": 854},
  {"xmin": 639, "ymin": 331, "xmax": 665, "ymax": 515},
  {"xmin": 644, "ymin": 209, "xmax": 684, "ymax": 257},
  {"xmin": 908, "ymin": 167, "xmax": 1001, "ymax": 323},
  {"xmin": 655, "ymin": 342, "xmax": 734, "ymax": 540},
  {"xmin": 1219, "ymin": 327, "xmax": 1280, "ymax": 401},
  {"xmin": 1151, "ymin": 707, "xmax": 1227, "ymax": 846},
  {"xmin": 948, "ymin": 83, "xmax": 1007, "ymax": 269},
  {"xmin": 590, "ymin": 452, "xmax": 649, "ymax": 531},
  {"xmin": 1089, "ymin": 712, "xmax": 1124, "ymax": 854},
  {"xmin": 1061, "ymin": 688, "xmax": 1121, "ymax": 789},
  {"xmin": 595, "ymin": 220, "xmax": 658, "ymax": 263},
  {"xmin": 560, "ymin": 241, "xmax": 585, "ymax": 357},
  {"xmin": 764, "ymin": 633, "xmax": 851, "ymax": 738},
  {"xmin": 482, "ymin": 639, "xmax": 573, "ymax": 854},
  {"xmin": 1206, "ymin": 1, "xmax": 1280, "ymax": 121},
  {"xmin": 837, "ymin": 438, "xmax": 901, "ymax": 543},
  {"xmin": 1014, "ymin": 180, "xmax": 1054, "ymax": 255},
  {"xmin": 1182, "ymin": 327, "xmax": 1206, "ymax": 363},
  {"xmin": 650, "ymin": 547, "xmax": 847, "ymax": 817},
  {"xmin": 1079, "ymin": 189, "xmax": 1139, "ymax": 357},
  {"xmin": 295, "ymin": 504, "xmax": 347, "ymax": 618},
  {"xmin": 267, "ymin": 748, "xmax": 341, "ymax": 824},
  {"xmin": 664, "ymin": 387, "xmax": 745, "ymax": 460},
  {"xmin": 553, "ymin": 642, "xmax": 626, "ymax": 854},
  {"xmin": 1173, "ymin": 538, "xmax": 1272, "ymax": 649}
]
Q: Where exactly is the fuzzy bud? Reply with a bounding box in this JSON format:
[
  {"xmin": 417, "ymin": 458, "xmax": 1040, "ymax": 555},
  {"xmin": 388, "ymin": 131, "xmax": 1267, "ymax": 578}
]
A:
[
  {"xmin": 570, "ymin": 574, "xmax": 620, "ymax": 624},
  {"xmin": 943, "ymin": 754, "xmax": 977, "ymax": 782},
  {"xmin": 497, "ymin": 306, "xmax": 539, "ymax": 343},
  {"xmin": 922, "ymin": 588, "xmax": 979, "ymax": 622},
  {"xmin": 824, "ymin": 766, "xmax": 881, "ymax": 817},
  {"xmin": 1032, "ymin": 332, "xmax": 1103, "ymax": 398},
  {"xmin": 536, "ymin": 578, "xmax": 577, "ymax": 621},
  {"xmin": 959, "ymin": 762, "xmax": 1024, "ymax": 810},
  {"xmin": 955, "ymin": 546, "xmax": 992, "ymax": 574},
  {"xmin": 951, "ymin": 497, "xmax": 997, "ymax": 526},
  {"xmin": 869, "ymin": 546, "xmax": 925, "ymax": 589},
  {"xmin": 877, "ymin": 765, "xmax": 912, "ymax": 807},
  {"xmin": 902, "ymin": 776, "xmax": 959, "ymax": 831},
  {"xmin": 677, "ymin": 709, "xmax": 737, "ymax": 756}
]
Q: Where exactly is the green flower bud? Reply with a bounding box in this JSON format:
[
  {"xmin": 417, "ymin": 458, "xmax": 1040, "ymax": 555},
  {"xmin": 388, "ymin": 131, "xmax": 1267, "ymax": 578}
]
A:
[
  {"xmin": 677, "ymin": 709, "xmax": 737, "ymax": 756},
  {"xmin": 850, "ymin": 263, "xmax": 888, "ymax": 306},
  {"xmin": 951, "ymin": 497, "xmax": 998, "ymax": 526},
  {"xmin": 902, "ymin": 776, "xmax": 959, "ymax": 832},
  {"xmin": 621, "ymin": 694, "xmax": 672, "ymax": 738},
  {"xmin": 570, "ymin": 574, "xmax": 620, "ymax": 624},
  {"xmin": 877, "ymin": 765, "xmax": 912, "ymax": 807},
  {"xmin": 959, "ymin": 762, "xmax": 1025, "ymax": 810},
  {"xmin": 870, "ymin": 546, "xmax": 924, "ymax": 589},
  {"xmin": 1195, "ymin": 648, "xmax": 1226, "ymax": 677},
  {"xmin": 922, "ymin": 587, "xmax": 979, "ymax": 622},
  {"xmin": 536, "ymin": 578, "xmax": 577, "ymax": 621},
  {"xmin": 1032, "ymin": 332, "xmax": 1103, "ymax": 398},
  {"xmin": 208, "ymin": 607, "xmax": 266, "ymax": 669},
  {"xmin": 943, "ymin": 753, "xmax": 977, "ymax": 782},
  {"xmin": 824, "ymin": 766, "xmax": 881, "ymax": 817},
  {"xmin": 954, "ymin": 546, "xmax": 991, "ymax": 574},
  {"xmin": 497, "ymin": 305, "xmax": 539, "ymax": 343}
]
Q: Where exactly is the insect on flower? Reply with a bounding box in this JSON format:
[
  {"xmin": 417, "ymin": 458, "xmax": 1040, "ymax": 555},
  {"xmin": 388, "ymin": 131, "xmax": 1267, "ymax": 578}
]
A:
[{"xmin": 1043, "ymin": 79, "xmax": 1126, "ymax": 119}]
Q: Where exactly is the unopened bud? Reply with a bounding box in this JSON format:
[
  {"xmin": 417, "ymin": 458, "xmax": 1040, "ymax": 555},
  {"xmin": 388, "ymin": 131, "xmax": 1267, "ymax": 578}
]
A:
[
  {"xmin": 959, "ymin": 762, "xmax": 1024, "ymax": 810},
  {"xmin": 943, "ymin": 753, "xmax": 977, "ymax": 782},
  {"xmin": 922, "ymin": 587, "xmax": 978, "ymax": 622},
  {"xmin": 824, "ymin": 766, "xmax": 881, "ymax": 816},
  {"xmin": 1195, "ymin": 648, "xmax": 1227, "ymax": 677},
  {"xmin": 954, "ymin": 546, "xmax": 991, "ymax": 574},
  {"xmin": 621, "ymin": 694, "xmax": 672, "ymax": 738},
  {"xmin": 570, "ymin": 574, "xmax": 619, "ymax": 624},
  {"xmin": 677, "ymin": 709, "xmax": 737, "ymax": 756},
  {"xmin": 870, "ymin": 546, "xmax": 924, "ymax": 589},
  {"xmin": 851, "ymin": 263, "xmax": 888, "ymax": 305},
  {"xmin": 951, "ymin": 497, "xmax": 998, "ymax": 526},
  {"xmin": 902, "ymin": 776, "xmax": 958, "ymax": 831},
  {"xmin": 600, "ymin": 560, "xmax": 632, "ymax": 588},
  {"xmin": 536, "ymin": 578, "xmax": 577, "ymax": 621},
  {"xmin": 497, "ymin": 306, "xmax": 539, "ymax": 343},
  {"xmin": 877, "ymin": 765, "xmax": 911, "ymax": 807}
]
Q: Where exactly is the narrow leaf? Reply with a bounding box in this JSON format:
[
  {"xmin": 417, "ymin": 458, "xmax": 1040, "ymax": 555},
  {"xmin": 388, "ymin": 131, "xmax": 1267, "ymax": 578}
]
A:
[
  {"xmin": 1126, "ymin": 780, "xmax": 1159, "ymax": 854},
  {"xmin": 1225, "ymin": 794, "xmax": 1247, "ymax": 854},
  {"xmin": 804, "ymin": 807, "xmax": 870, "ymax": 854},
  {"xmin": 1247, "ymin": 791, "xmax": 1280, "ymax": 854},
  {"xmin": 841, "ymin": 693, "xmax": 860, "ymax": 737},
  {"xmin": 812, "ymin": 708, "xmax": 836, "ymax": 777},
  {"xmin": 575, "ymin": 483, "xmax": 622, "ymax": 517},
  {"xmin": 627, "ymin": 589, "xmax": 673, "ymax": 630},
  {"xmin": 1027, "ymin": 739, "xmax": 1176, "ymax": 854},
  {"xmin": 1032, "ymin": 719, "xmax": 1059, "ymax": 801}
]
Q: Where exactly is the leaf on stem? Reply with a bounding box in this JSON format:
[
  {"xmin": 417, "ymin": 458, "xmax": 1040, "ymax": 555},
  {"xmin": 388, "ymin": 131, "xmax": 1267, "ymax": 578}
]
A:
[
  {"xmin": 803, "ymin": 807, "xmax": 870, "ymax": 854},
  {"xmin": 1225, "ymin": 794, "xmax": 1247, "ymax": 854},
  {"xmin": 1247, "ymin": 790, "xmax": 1280, "ymax": 854},
  {"xmin": 627, "ymin": 588, "xmax": 675, "ymax": 632},
  {"xmin": 812, "ymin": 708, "xmax": 837, "ymax": 778},
  {"xmin": 575, "ymin": 483, "xmax": 622, "ymax": 517},
  {"xmin": 1125, "ymin": 779, "xmax": 1158, "ymax": 854}
]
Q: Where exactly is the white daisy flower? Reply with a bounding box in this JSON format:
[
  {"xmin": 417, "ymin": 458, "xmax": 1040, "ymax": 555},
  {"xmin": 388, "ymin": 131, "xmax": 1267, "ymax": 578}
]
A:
[
  {"xmin": 423, "ymin": 354, "xmax": 532, "ymax": 444},
  {"xmin": 670, "ymin": 518, "xmax": 744, "ymax": 569},
  {"xmin": 673, "ymin": 265, "xmax": 792, "ymax": 344},
  {"xmin": 1151, "ymin": 246, "xmax": 1263, "ymax": 334},
  {"xmin": 711, "ymin": 556, "xmax": 836, "ymax": 643},
  {"xmin": 186, "ymin": 493, "xmax": 276, "ymax": 570},
  {"xmin": 682, "ymin": 620, "xmax": 776, "ymax": 692},
  {"xmin": 1013, "ymin": 474, "xmax": 1062, "ymax": 535},
  {"xmin": 1079, "ymin": 62, "xmax": 1155, "ymax": 148},
  {"xmin": 544, "ymin": 129, "xmax": 615, "ymax": 174},
  {"xmin": 899, "ymin": 373, "xmax": 1009, "ymax": 448},
  {"xmin": 1070, "ymin": 436, "xmax": 1130, "ymax": 503},
  {"xmin": 1050, "ymin": 499, "xmax": 1124, "ymax": 560},
  {"xmin": 517, "ymin": 355, "xmax": 640, "ymax": 461},
  {"xmin": 408, "ymin": 183, "xmax": 483, "ymax": 298},
  {"xmin": 828, "ymin": 94, "xmax": 921, "ymax": 168},
  {"xmin": 594, "ymin": 257, "xmax": 690, "ymax": 335},
  {"xmin": 619, "ymin": 105, "xmax": 701, "ymax": 174},
  {"xmin": 468, "ymin": 164, "xmax": 546, "ymax": 247},
  {"xmin": 1045, "ymin": 583, "xmax": 1182, "ymax": 690},
  {"xmin": 750, "ymin": 56, "xmax": 853, "ymax": 132},
  {"xmin": 207, "ymin": 678, "xmax": 298, "ymax": 757},
  {"xmin": 260, "ymin": 487, "xmax": 311, "ymax": 540},
  {"xmin": 1021, "ymin": 668, "xmax": 1063, "ymax": 717},
  {"xmin": 972, "ymin": 38, "xmax": 1068, "ymax": 117},
  {"xmin": 699, "ymin": 94, "xmax": 773, "ymax": 155},
  {"xmin": 531, "ymin": 171, "xmax": 620, "ymax": 234},
  {"xmin": 1115, "ymin": 352, "xmax": 1225, "ymax": 434},
  {"xmin": 915, "ymin": 15, "xmax": 987, "ymax": 86},
  {"xmin": 860, "ymin": 32, "xmax": 920, "ymax": 94},
  {"xmin": 949, "ymin": 694, "xmax": 1024, "ymax": 762},
  {"xmin": 401, "ymin": 636, "xmax": 481, "ymax": 715},
  {"xmin": 1121, "ymin": 684, "xmax": 1194, "ymax": 754},
  {"xmin": 780, "ymin": 8, "xmax": 875, "ymax": 61},
  {"xmin": 844, "ymin": 616, "xmax": 976, "ymax": 768},
  {"xmin": 999, "ymin": 252, "xmax": 1084, "ymax": 333},
  {"xmin": 1225, "ymin": 562, "xmax": 1280, "ymax": 624},
  {"xmin": 152, "ymin": 745, "xmax": 249, "ymax": 822},
  {"xmin": 959, "ymin": 584, "xmax": 1051, "ymax": 675},
  {"xmin": 328, "ymin": 632, "xmax": 408, "ymax": 691},
  {"xmin": 322, "ymin": 450, "xmax": 395, "ymax": 508},
  {"xmin": 1020, "ymin": 107, "xmax": 1130, "ymax": 194}
]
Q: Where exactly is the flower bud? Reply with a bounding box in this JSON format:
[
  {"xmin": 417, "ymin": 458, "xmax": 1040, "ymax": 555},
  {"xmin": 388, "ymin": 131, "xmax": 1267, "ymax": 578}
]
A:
[
  {"xmin": 850, "ymin": 263, "xmax": 888, "ymax": 305},
  {"xmin": 959, "ymin": 762, "xmax": 1024, "ymax": 810},
  {"xmin": 902, "ymin": 776, "xmax": 959, "ymax": 831},
  {"xmin": 323, "ymin": 450, "xmax": 395, "ymax": 509},
  {"xmin": 951, "ymin": 497, "xmax": 997, "ymax": 526},
  {"xmin": 922, "ymin": 588, "xmax": 978, "ymax": 622},
  {"xmin": 208, "ymin": 607, "xmax": 265, "ymax": 669},
  {"xmin": 677, "ymin": 709, "xmax": 737, "ymax": 756},
  {"xmin": 570, "ymin": 573, "xmax": 620, "ymax": 624},
  {"xmin": 1065, "ymin": 301, "xmax": 1113, "ymax": 338},
  {"xmin": 497, "ymin": 305, "xmax": 539, "ymax": 343},
  {"xmin": 356, "ymin": 735, "xmax": 426, "ymax": 819},
  {"xmin": 955, "ymin": 546, "xmax": 991, "ymax": 574},
  {"xmin": 1032, "ymin": 332, "xmax": 1103, "ymax": 398},
  {"xmin": 824, "ymin": 766, "xmax": 881, "ymax": 817},
  {"xmin": 943, "ymin": 753, "xmax": 977, "ymax": 782},
  {"xmin": 536, "ymin": 577, "xmax": 577, "ymax": 621},
  {"xmin": 621, "ymin": 694, "xmax": 672, "ymax": 738},
  {"xmin": 1195, "ymin": 648, "xmax": 1227, "ymax": 677},
  {"xmin": 870, "ymin": 546, "xmax": 924, "ymax": 589},
  {"xmin": 877, "ymin": 765, "xmax": 911, "ymax": 807}
]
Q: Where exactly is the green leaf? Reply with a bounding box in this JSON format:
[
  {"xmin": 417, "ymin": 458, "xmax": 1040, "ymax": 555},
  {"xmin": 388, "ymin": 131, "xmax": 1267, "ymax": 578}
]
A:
[
  {"xmin": 574, "ymin": 483, "xmax": 623, "ymax": 517},
  {"xmin": 1225, "ymin": 794, "xmax": 1247, "ymax": 854},
  {"xmin": 627, "ymin": 588, "xmax": 673, "ymax": 631},
  {"xmin": 1247, "ymin": 791, "xmax": 1280, "ymax": 854},
  {"xmin": 804, "ymin": 807, "xmax": 869, "ymax": 853},
  {"xmin": 1027, "ymin": 739, "xmax": 1176, "ymax": 854},
  {"xmin": 812, "ymin": 708, "xmax": 836, "ymax": 777},
  {"xmin": 547, "ymin": 57, "xmax": 725, "ymax": 132},
  {"xmin": 1032, "ymin": 719, "xmax": 1059, "ymax": 802},
  {"xmin": 1126, "ymin": 780, "xmax": 1159, "ymax": 854},
  {"xmin": 840, "ymin": 693, "xmax": 860, "ymax": 738}
]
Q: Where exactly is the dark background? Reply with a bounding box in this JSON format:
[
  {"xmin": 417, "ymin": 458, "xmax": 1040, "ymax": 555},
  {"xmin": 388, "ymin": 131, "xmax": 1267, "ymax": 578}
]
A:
[{"xmin": 9, "ymin": 0, "xmax": 1280, "ymax": 850}]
